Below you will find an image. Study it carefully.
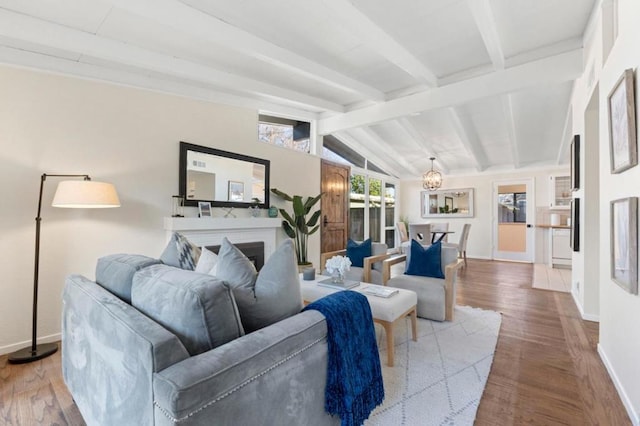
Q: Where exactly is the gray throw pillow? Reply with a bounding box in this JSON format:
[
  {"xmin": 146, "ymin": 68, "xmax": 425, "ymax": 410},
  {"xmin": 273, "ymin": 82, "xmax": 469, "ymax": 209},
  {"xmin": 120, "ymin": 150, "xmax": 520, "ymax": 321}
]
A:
[
  {"xmin": 131, "ymin": 264, "xmax": 244, "ymax": 356},
  {"xmin": 217, "ymin": 238, "xmax": 302, "ymax": 333},
  {"xmin": 160, "ymin": 232, "xmax": 201, "ymax": 270},
  {"xmin": 95, "ymin": 254, "xmax": 161, "ymax": 303}
]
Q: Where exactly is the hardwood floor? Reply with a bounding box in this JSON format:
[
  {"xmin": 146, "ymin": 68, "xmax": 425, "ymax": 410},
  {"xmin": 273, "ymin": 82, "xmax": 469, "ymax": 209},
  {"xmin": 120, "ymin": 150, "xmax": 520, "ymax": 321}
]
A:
[
  {"xmin": 0, "ymin": 259, "xmax": 631, "ymax": 425},
  {"xmin": 459, "ymin": 259, "xmax": 630, "ymax": 426}
]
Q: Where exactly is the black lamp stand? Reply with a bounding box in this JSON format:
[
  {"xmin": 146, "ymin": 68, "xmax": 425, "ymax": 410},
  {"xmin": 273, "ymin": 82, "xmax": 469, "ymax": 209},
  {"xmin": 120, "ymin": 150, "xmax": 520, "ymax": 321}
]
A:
[{"xmin": 9, "ymin": 174, "xmax": 90, "ymax": 364}]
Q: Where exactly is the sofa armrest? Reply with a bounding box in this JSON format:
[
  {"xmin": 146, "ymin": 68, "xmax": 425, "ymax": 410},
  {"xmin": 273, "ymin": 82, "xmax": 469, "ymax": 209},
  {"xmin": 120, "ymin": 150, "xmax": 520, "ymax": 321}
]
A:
[
  {"xmin": 444, "ymin": 259, "xmax": 464, "ymax": 321},
  {"xmin": 320, "ymin": 249, "xmax": 347, "ymax": 271},
  {"xmin": 363, "ymin": 253, "xmax": 391, "ymax": 283},
  {"xmin": 382, "ymin": 254, "xmax": 407, "ymax": 285},
  {"xmin": 153, "ymin": 310, "xmax": 338, "ymax": 426},
  {"xmin": 62, "ymin": 274, "xmax": 190, "ymax": 426}
]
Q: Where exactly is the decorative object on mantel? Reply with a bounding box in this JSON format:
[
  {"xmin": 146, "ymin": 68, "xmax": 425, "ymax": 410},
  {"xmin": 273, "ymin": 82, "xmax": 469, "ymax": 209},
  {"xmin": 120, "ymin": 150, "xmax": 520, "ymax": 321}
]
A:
[
  {"xmin": 422, "ymin": 157, "xmax": 442, "ymax": 191},
  {"xmin": 270, "ymin": 188, "xmax": 322, "ymax": 267},
  {"xmin": 607, "ymin": 68, "xmax": 637, "ymax": 174},
  {"xmin": 222, "ymin": 207, "xmax": 236, "ymax": 218},
  {"xmin": 171, "ymin": 195, "xmax": 184, "ymax": 217},
  {"xmin": 9, "ymin": 174, "xmax": 120, "ymax": 364},
  {"xmin": 249, "ymin": 197, "xmax": 261, "ymax": 218},
  {"xmin": 610, "ymin": 197, "xmax": 638, "ymax": 294},
  {"xmin": 198, "ymin": 201, "xmax": 212, "ymax": 217},
  {"xmin": 268, "ymin": 205, "xmax": 278, "ymax": 218}
]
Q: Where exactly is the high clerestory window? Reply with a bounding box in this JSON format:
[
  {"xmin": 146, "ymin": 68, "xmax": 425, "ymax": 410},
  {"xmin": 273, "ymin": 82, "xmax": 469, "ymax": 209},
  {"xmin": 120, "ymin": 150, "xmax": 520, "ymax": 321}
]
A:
[{"xmin": 258, "ymin": 114, "xmax": 310, "ymax": 153}]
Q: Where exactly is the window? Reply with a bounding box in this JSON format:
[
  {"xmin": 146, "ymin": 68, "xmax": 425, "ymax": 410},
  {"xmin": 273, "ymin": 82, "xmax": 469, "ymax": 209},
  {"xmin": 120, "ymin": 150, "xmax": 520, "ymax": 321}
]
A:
[
  {"xmin": 325, "ymin": 134, "xmax": 398, "ymax": 247},
  {"xmin": 258, "ymin": 114, "xmax": 310, "ymax": 153},
  {"xmin": 498, "ymin": 192, "xmax": 527, "ymax": 223}
]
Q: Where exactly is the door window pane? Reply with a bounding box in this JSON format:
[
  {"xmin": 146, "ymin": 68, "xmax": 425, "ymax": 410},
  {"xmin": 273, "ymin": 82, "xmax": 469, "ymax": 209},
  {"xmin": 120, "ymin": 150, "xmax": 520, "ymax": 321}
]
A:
[
  {"xmin": 369, "ymin": 178, "xmax": 382, "ymax": 242},
  {"xmin": 350, "ymin": 174, "xmax": 365, "ymax": 240},
  {"xmin": 385, "ymin": 183, "xmax": 395, "ymax": 248}
]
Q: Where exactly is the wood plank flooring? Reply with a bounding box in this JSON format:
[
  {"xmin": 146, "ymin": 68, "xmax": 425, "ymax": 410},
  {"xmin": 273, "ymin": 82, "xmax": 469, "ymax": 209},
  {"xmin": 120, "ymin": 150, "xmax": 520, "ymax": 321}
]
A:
[{"xmin": 0, "ymin": 259, "xmax": 631, "ymax": 425}]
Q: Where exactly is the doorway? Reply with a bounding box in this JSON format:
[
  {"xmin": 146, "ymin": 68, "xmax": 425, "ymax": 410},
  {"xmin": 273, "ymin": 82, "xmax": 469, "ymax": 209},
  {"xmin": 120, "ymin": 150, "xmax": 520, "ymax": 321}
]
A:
[
  {"xmin": 320, "ymin": 160, "xmax": 350, "ymax": 253},
  {"xmin": 492, "ymin": 178, "xmax": 535, "ymax": 262}
]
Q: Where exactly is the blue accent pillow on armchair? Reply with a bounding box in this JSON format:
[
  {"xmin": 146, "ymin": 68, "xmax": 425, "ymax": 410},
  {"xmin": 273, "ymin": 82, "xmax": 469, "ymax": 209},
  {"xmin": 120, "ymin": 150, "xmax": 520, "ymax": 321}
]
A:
[
  {"xmin": 405, "ymin": 240, "xmax": 444, "ymax": 279},
  {"xmin": 346, "ymin": 238, "xmax": 372, "ymax": 268}
]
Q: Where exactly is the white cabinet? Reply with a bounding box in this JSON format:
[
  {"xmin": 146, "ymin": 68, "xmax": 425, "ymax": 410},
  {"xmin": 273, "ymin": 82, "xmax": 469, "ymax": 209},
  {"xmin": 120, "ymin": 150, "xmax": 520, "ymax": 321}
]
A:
[
  {"xmin": 550, "ymin": 175, "xmax": 571, "ymax": 209},
  {"xmin": 551, "ymin": 228, "xmax": 571, "ymax": 267}
]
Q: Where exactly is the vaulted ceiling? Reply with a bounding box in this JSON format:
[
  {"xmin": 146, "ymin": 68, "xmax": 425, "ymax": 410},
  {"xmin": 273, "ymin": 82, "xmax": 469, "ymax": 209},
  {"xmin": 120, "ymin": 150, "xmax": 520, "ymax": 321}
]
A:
[{"xmin": 0, "ymin": 0, "xmax": 596, "ymax": 178}]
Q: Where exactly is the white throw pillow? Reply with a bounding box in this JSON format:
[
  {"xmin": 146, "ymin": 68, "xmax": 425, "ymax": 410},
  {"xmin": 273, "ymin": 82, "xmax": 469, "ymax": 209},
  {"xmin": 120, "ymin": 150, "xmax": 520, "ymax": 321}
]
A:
[{"xmin": 195, "ymin": 247, "xmax": 218, "ymax": 275}]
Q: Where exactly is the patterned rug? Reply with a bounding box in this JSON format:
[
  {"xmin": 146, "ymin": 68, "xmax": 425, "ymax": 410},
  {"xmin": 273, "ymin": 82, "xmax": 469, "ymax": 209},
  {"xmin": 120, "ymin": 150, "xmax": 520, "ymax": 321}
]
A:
[{"xmin": 366, "ymin": 305, "xmax": 502, "ymax": 426}]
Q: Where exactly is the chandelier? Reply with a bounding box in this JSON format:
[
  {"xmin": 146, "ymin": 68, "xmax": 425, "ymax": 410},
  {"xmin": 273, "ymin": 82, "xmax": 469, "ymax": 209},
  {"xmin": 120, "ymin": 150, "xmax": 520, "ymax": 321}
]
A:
[{"xmin": 422, "ymin": 157, "xmax": 442, "ymax": 191}]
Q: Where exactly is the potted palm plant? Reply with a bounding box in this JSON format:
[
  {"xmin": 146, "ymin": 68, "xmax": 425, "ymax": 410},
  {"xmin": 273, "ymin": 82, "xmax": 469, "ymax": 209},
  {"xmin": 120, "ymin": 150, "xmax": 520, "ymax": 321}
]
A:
[{"xmin": 271, "ymin": 188, "xmax": 322, "ymax": 269}]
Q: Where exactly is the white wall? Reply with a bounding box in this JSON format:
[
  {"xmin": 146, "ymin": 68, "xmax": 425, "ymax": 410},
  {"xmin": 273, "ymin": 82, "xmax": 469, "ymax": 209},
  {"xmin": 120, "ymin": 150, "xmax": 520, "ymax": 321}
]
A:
[
  {"xmin": 585, "ymin": 0, "xmax": 640, "ymax": 422},
  {"xmin": 399, "ymin": 167, "xmax": 567, "ymax": 262},
  {"xmin": 0, "ymin": 66, "xmax": 321, "ymax": 354}
]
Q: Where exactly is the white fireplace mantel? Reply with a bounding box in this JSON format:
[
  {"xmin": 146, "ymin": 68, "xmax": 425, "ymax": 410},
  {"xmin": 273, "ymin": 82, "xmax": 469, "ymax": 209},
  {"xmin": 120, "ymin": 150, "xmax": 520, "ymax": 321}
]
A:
[{"xmin": 164, "ymin": 217, "xmax": 282, "ymax": 259}]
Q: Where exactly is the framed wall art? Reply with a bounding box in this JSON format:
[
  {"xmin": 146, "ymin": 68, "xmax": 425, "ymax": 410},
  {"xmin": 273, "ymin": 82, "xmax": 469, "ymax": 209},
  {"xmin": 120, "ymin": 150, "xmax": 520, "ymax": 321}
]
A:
[
  {"xmin": 570, "ymin": 198, "xmax": 580, "ymax": 252},
  {"xmin": 610, "ymin": 197, "xmax": 638, "ymax": 294},
  {"xmin": 608, "ymin": 68, "xmax": 637, "ymax": 174},
  {"xmin": 570, "ymin": 135, "xmax": 580, "ymax": 191}
]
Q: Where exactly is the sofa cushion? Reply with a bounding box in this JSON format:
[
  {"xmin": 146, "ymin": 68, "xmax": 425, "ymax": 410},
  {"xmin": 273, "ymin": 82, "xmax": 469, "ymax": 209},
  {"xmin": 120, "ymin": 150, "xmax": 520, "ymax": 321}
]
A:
[
  {"xmin": 131, "ymin": 264, "xmax": 244, "ymax": 356},
  {"xmin": 195, "ymin": 247, "xmax": 218, "ymax": 275},
  {"xmin": 406, "ymin": 240, "xmax": 444, "ymax": 279},
  {"xmin": 346, "ymin": 238, "xmax": 372, "ymax": 268},
  {"xmin": 216, "ymin": 238, "xmax": 303, "ymax": 333},
  {"xmin": 371, "ymin": 242, "xmax": 387, "ymax": 272},
  {"xmin": 160, "ymin": 232, "xmax": 201, "ymax": 270},
  {"xmin": 95, "ymin": 254, "xmax": 161, "ymax": 303}
]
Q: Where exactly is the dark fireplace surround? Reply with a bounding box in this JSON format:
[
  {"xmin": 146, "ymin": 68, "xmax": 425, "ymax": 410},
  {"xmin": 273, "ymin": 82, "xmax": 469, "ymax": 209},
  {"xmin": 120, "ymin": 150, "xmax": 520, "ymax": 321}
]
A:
[{"xmin": 206, "ymin": 241, "xmax": 265, "ymax": 270}]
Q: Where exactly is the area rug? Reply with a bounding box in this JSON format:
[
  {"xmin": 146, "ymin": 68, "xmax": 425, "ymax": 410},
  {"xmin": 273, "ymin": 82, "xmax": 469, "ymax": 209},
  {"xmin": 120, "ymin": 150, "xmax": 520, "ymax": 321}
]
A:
[{"xmin": 366, "ymin": 305, "xmax": 502, "ymax": 425}]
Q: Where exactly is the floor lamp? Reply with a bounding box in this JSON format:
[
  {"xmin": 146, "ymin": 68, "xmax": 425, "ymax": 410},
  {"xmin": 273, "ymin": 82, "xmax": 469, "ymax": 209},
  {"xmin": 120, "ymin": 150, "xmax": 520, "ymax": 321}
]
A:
[{"xmin": 8, "ymin": 174, "xmax": 120, "ymax": 364}]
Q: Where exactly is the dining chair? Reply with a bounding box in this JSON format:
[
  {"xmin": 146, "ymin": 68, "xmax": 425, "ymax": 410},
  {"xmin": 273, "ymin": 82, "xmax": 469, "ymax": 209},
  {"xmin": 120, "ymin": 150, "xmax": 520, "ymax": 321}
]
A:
[
  {"xmin": 445, "ymin": 223, "xmax": 471, "ymax": 267},
  {"xmin": 408, "ymin": 223, "xmax": 431, "ymax": 243},
  {"xmin": 430, "ymin": 222, "xmax": 449, "ymax": 242}
]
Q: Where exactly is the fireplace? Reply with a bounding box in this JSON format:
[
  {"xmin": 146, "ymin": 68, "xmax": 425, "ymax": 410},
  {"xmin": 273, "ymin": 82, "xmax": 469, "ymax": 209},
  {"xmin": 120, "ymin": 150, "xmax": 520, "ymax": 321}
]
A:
[
  {"xmin": 206, "ymin": 241, "xmax": 265, "ymax": 270},
  {"xmin": 164, "ymin": 217, "xmax": 281, "ymax": 267}
]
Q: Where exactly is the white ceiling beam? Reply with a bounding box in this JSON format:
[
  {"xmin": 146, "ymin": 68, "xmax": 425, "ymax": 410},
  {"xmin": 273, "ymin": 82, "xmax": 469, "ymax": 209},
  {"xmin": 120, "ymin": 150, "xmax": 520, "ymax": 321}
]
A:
[
  {"xmin": 447, "ymin": 107, "xmax": 488, "ymax": 172},
  {"xmin": 356, "ymin": 127, "xmax": 423, "ymax": 176},
  {"xmin": 109, "ymin": 0, "xmax": 385, "ymax": 102},
  {"xmin": 0, "ymin": 8, "xmax": 343, "ymax": 112},
  {"xmin": 333, "ymin": 131, "xmax": 403, "ymax": 178},
  {"xmin": 318, "ymin": 48, "xmax": 583, "ymax": 134},
  {"xmin": 467, "ymin": 0, "xmax": 505, "ymax": 70},
  {"xmin": 501, "ymin": 94, "xmax": 520, "ymax": 168},
  {"xmin": 395, "ymin": 118, "xmax": 451, "ymax": 173},
  {"xmin": 0, "ymin": 45, "xmax": 319, "ymax": 120},
  {"xmin": 323, "ymin": 0, "xmax": 438, "ymax": 87}
]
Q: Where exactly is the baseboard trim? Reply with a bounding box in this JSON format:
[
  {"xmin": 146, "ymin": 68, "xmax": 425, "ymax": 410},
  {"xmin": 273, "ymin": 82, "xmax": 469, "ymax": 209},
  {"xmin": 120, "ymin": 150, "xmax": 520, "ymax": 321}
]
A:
[
  {"xmin": 570, "ymin": 289, "xmax": 600, "ymax": 322},
  {"xmin": 598, "ymin": 344, "xmax": 640, "ymax": 425},
  {"xmin": 0, "ymin": 332, "xmax": 61, "ymax": 356}
]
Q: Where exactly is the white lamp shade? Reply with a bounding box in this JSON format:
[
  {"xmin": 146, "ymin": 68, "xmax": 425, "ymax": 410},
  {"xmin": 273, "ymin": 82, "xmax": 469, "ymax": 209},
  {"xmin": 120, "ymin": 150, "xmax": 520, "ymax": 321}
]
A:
[{"xmin": 52, "ymin": 181, "xmax": 120, "ymax": 208}]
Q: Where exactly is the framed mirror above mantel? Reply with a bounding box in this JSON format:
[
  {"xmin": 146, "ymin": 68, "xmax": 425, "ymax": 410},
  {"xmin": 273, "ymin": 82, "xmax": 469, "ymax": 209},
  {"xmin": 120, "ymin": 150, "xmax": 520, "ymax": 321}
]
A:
[
  {"xmin": 421, "ymin": 188, "xmax": 475, "ymax": 218},
  {"xmin": 179, "ymin": 141, "xmax": 270, "ymax": 208}
]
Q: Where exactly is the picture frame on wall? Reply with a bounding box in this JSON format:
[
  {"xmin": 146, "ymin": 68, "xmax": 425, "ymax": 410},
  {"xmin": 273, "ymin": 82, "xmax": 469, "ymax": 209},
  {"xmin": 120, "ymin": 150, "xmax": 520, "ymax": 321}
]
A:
[
  {"xmin": 570, "ymin": 198, "xmax": 580, "ymax": 252},
  {"xmin": 228, "ymin": 181, "xmax": 244, "ymax": 202},
  {"xmin": 608, "ymin": 68, "xmax": 637, "ymax": 174},
  {"xmin": 198, "ymin": 201, "xmax": 212, "ymax": 218},
  {"xmin": 570, "ymin": 135, "xmax": 580, "ymax": 191},
  {"xmin": 610, "ymin": 197, "xmax": 638, "ymax": 294}
]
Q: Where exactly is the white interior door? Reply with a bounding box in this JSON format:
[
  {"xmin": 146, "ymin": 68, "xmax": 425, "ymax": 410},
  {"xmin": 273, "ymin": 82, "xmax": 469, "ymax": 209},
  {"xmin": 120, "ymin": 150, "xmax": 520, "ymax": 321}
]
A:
[{"xmin": 492, "ymin": 178, "xmax": 535, "ymax": 262}]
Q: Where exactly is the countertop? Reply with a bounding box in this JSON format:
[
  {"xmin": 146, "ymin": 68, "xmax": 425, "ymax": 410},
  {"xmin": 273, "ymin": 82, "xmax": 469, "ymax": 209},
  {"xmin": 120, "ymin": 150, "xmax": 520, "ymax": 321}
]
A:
[{"xmin": 536, "ymin": 224, "xmax": 570, "ymax": 229}]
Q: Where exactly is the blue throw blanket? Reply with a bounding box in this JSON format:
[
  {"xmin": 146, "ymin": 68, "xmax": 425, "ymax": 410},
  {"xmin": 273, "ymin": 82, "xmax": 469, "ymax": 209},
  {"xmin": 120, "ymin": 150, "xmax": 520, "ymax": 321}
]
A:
[{"xmin": 303, "ymin": 291, "xmax": 384, "ymax": 426}]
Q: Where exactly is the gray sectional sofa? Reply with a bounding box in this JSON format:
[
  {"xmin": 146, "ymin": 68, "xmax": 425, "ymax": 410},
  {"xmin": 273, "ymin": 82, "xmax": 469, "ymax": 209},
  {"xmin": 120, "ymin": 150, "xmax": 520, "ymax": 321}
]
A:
[{"xmin": 61, "ymin": 252, "xmax": 340, "ymax": 426}]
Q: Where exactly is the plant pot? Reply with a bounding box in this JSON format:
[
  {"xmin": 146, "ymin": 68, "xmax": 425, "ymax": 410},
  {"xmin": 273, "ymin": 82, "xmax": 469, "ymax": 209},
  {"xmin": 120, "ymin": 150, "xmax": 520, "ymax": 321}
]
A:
[{"xmin": 297, "ymin": 263, "xmax": 313, "ymax": 273}]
